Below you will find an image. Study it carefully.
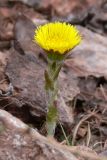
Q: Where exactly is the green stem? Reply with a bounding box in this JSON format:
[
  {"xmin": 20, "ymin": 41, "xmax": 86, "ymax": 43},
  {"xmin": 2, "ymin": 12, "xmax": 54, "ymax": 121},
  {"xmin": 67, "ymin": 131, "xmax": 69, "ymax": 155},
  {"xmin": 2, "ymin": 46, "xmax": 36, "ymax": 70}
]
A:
[
  {"xmin": 45, "ymin": 59, "xmax": 62, "ymax": 136},
  {"xmin": 46, "ymin": 104, "xmax": 58, "ymax": 136}
]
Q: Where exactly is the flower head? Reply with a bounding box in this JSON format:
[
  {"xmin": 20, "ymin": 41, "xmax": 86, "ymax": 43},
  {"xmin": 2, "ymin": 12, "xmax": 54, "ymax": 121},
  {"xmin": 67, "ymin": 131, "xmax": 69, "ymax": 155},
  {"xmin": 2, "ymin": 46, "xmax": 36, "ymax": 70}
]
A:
[{"xmin": 34, "ymin": 22, "xmax": 81, "ymax": 54}]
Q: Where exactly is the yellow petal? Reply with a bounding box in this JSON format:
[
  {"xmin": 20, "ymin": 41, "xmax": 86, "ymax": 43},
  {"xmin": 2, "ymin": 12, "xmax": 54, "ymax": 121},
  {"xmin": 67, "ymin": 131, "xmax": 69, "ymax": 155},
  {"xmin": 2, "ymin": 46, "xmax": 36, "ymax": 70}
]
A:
[{"xmin": 34, "ymin": 22, "xmax": 81, "ymax": 54}]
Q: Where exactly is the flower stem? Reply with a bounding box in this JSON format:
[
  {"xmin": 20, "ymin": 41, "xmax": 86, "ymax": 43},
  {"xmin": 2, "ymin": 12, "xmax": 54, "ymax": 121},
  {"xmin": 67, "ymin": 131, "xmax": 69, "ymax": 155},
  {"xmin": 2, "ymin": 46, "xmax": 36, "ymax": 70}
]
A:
[
  {"xmin": 45, "ymin": 59, "xmax": 62, "ymax": 136},
  {"xmin": 46, "ymin": 103, "xmax": 58, "ymax": 136}
]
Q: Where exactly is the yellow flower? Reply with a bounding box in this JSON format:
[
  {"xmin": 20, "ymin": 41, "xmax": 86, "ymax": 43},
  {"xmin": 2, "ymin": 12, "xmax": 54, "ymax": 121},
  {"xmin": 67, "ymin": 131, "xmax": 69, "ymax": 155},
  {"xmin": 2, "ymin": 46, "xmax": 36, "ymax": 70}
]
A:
[{"xmin": 34, "ymin": 22, "xmax": 81, "ymax": 54}]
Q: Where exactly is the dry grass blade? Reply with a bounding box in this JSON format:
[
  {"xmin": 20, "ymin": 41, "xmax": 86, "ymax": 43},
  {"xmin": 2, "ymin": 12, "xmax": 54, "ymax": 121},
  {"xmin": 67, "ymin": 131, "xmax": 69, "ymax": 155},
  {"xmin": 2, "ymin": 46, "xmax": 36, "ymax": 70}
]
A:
[
  {"xmin": 69, "ymin": 148, "xmax": 107, "ymax": 160},
  {"xmin": 59, "ymin": 121, "xmax": 70, "ymax": 146},
  {"xmin": 72, "ymin": 110, "xmax": 97, "ymax": 145},
  {"xmin": 86, "ymin": 122, "xmax": 91, "ymax": 147}
]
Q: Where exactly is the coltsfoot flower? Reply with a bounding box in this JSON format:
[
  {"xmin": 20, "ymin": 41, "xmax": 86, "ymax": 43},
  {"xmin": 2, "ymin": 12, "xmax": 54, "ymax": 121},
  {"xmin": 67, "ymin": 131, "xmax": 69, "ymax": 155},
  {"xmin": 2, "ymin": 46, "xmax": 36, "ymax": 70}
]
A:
[
  {"xmin": 34, "ymin": 22, "xmax": 81, "ymax": 54},
  {"xmin": 33, "ymin": 21, "xmax": 81, "ymax": 136}
]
